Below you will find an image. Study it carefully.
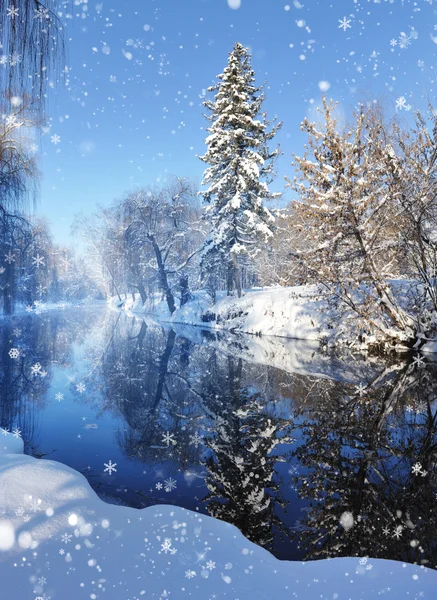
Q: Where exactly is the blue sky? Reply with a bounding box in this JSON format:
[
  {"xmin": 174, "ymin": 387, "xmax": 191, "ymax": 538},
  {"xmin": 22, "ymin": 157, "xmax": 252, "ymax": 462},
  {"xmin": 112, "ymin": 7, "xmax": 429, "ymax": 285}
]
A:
[{"xmin": 37, "ymin": 0, "xmax": 437, "ymax": 245}]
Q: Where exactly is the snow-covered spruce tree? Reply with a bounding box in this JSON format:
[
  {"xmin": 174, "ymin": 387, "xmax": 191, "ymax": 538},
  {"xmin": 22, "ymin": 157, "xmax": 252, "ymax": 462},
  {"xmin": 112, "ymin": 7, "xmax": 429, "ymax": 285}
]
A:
[
  {"xmin": 199, "ymin": 42, "xmax": 282, "ymax": 298},
  {"xmin": 287, "ymin": 97, "xmax": 417, "ymax": 349}
]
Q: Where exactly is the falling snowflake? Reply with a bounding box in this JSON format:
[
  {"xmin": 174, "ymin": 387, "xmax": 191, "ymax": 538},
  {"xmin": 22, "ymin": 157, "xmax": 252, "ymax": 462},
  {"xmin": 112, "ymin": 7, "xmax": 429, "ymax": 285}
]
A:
[
  {"xmin": 104, "ymin": 460, "xmax": 117, "ymax": 474},
  {"xmin": 32, "ymin": 254, "xmax": 45, "ymax": 268},
  {"xmin": 411, "ymin": 462, "xmax": 427, "ymax": 477},
  {"xmin": 6, "ymin": 6, "xmax": 19, "ymax": 19},
  {"xmin": 390, "ymin": 38, "xmax": 397, "ymax": 47},
  {"xmin": 398, "ymin": 32, "xmax": 411, "ymax": 49},
  {"xmin": 30, "ymin": 362, "xmax": 43, "ymax": 376},
  {"xmin": 34, "ymin": 7, "xmax": 50, "ymax": 21},
  {"xmin": 8, "ymin": 348, "xmax": 20, "ymax": 359},
  {"xmin": 55, "ymin": 392, "xmax": 64, "ymax": 402},
  {"xmin": 60, "ymin": 533, "xmax": 72, "ymax": 544},
  {"xmin": 392, "ymin": 525, "xmax": 403, "ymax": 540},
  {"xmin": 338, "ymin": 17, "xmax": 351, "ymax": 31},
  {"xmin": 9, "ymin": 53, "xmax": 21, "ymax": 67},
  {"xmin": 162, "ymin": 431, "xmax": 177, "ymax": 446},
  {"xmin": 412, "ymin": 354, "xmax": 425, "ymax": 368},
  {"xmin": 12, "ymin": 427, "xmax": 21, "ymax": 438},
  {"xmin": 50, "ymin": 134, "xmax": 61, "ymax": 145},
  {"xmin": 4, "ymin": 251, "xmax": 16, "ymax": 264},
  {"xmin": 355, "ymin": 383, "xmax": 366, "ymax": 397},
  {"xmin": 164, "ymin": 477, "xmax": 177, "ymax": 492},
  {"xmin": 189, "ymin": 432, "xmax": 202, "ymax": 447},
  {"xmin": 396, "ymin": 96, "xmax": 407, "ymax": 111},
  {"xmin": 76, "ymin": 382, "xmax": 86, "ymax": 394},
  {"xmin": 185, "ymin": 570, "xmax": 196, "ymax": 579},
  {"xmin": 205, "ymin": 560, "xmax": 216, "ymax": 571},
  {"xmin": 156, "ymin": 482, "xmax": 163, "ymax": 490},
  {"xmin": 161, "ymin": 538, "xmax": 173, "ymax": 553}
]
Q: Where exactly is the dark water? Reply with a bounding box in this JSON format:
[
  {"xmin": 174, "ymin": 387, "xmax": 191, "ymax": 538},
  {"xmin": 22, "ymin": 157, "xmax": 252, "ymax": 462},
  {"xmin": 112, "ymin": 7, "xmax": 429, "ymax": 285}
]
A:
[{"xmin": 0, "ymin": 305, "xmax": 436, "ymax": 569}]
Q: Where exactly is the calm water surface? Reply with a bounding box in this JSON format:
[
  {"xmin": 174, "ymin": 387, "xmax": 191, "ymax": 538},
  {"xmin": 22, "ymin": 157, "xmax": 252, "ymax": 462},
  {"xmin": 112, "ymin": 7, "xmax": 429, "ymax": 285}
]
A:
[{"xmin": 0, "ymin": 305, "xmax": 436, "ymax": 569}]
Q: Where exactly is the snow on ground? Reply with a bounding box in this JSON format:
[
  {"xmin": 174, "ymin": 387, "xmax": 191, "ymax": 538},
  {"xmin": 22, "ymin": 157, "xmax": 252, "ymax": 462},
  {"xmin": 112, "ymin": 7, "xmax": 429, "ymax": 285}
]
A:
[
  {"xmin": 110, "ymin": 286, "xmax": 338, "ymax": 342},
  {"xmin": 0, "ymin": 429, "xmax": 436, "ymax": 600}
]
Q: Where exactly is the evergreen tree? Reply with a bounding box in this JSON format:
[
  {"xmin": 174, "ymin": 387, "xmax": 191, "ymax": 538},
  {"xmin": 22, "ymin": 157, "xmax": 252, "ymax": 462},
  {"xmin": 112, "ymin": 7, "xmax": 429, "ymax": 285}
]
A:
[{"xmin": 199, "ymin": 42, "xmax": 281, "ymax": 298}]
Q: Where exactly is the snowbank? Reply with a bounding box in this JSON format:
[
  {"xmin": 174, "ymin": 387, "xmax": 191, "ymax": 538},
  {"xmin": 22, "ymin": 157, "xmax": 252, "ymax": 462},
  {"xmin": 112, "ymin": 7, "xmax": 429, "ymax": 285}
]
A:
[
  {"xmin": 110, "ymin": 286, "xmax": 337, "ymax": 342},
  {"xmin": 1, "ymin": 428, "xmax": 436, "ymax": 599}
]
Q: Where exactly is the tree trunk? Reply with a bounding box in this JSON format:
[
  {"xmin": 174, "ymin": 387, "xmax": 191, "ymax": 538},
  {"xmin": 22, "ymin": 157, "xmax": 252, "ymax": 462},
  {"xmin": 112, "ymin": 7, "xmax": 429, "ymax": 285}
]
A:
[
  {"xmin": 180, "ymin": 273, "xmax": 191, "ymax": 307},
  {"xmin": 150, "ymin": 236, "xmax": 176, "ymax": 314},
  {"xmin": 137, "ymin": 283, "xmax": 147, "ymax": 305},
  {"xmin": 233, "ymin": 255, "xmax": 242, "ymax": 298}
]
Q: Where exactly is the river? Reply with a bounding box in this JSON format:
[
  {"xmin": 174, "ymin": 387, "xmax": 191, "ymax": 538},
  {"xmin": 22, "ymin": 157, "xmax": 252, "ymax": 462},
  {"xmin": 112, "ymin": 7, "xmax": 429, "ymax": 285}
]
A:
[{"xmin": 0, "ymin": 304, "xmax": 436, "ymax": 568}]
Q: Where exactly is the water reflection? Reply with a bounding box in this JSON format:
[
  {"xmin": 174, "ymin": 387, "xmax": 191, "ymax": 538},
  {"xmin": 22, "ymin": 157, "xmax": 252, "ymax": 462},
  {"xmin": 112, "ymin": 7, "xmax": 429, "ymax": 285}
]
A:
[
  {"xmin": 0, "ymin": 307, "xmax": 436, "ymax": 568},
  {"xmin": 290, "ymin": 363, "xmax": 437, "ymax": 568}
]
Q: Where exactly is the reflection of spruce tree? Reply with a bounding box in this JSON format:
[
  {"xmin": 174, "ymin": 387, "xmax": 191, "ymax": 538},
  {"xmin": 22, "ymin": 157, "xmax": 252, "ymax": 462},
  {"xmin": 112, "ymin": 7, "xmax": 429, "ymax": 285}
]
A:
[
  {"xmin": 291, "ymin": 363, "xmax": 437, "ymax": 568},
  {"xmin": 202, "ymin": 355, "xmax": 292, "ymax": 550}
]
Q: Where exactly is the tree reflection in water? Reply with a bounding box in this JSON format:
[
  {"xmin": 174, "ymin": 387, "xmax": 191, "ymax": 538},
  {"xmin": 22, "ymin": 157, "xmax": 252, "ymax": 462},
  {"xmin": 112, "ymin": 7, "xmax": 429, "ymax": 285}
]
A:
[
  {"xmin": 0, "ymin": 307, "xmax": 436, "ymax": 567},
  {"xmin": 290, "ymin": 361, "xmax": 437, "ymax": 569}
]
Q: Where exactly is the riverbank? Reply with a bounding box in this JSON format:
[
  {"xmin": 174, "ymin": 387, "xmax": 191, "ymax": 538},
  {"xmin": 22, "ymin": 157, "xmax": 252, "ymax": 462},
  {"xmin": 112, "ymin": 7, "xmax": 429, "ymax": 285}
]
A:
[
  {"xmin": 1, "ymin": 428, "xmax": 435, "ymax": 599},
  {"xmin": 110, "ymin": 284, "xmax": 436, "ymax": 353}
]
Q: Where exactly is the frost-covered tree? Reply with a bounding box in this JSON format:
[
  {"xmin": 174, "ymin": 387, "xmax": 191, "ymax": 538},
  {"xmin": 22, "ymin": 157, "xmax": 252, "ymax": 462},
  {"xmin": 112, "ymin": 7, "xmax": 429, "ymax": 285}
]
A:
[
  {"xmin": 0, "ymin": 1, "xmax": 65, "ymax": 111},
  {"xmin": 287, "ymin": 98, "xmax": 417, "ymax": 348},
  {"xmin": 393, "ymin": 108, "xmax": 437, "ymax": 322},
  {"xmin": 200, "ymin": 42, "xmax": 282, "ymax": 298}
]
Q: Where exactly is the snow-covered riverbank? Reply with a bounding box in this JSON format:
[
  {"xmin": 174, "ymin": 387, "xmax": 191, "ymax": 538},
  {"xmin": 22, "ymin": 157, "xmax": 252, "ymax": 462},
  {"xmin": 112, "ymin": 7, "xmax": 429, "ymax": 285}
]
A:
[
  {"xmin": 1, "ymin": 428, "xmax": 435, "ymax": 599},
  {"xmin": 110, "ymin": 285, "xmax": 342, "ymax": 341}
]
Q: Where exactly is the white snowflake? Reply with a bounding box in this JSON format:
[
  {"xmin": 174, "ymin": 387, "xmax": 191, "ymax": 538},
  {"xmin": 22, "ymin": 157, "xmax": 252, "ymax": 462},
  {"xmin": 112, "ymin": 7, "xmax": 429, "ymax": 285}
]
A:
[
  {"xmin": 355, "ymin": 383, "xmax": 366, "ymax": 397},
  {"xmin": 338, "ymin": 17, "xmax": 351, "ymax": 31},
  {"xmin": 34, "ymin": 7, "xmax": 50, "ymax": 21},
  {"xmin": 412, "ymin": 354, "xmax": 425, "ymax": 368},
  {"xmin": 9, "ymin": 53, "xmax": 21, "ymax": 67},
  {"xmin": 185, "ymin": 569, "xmax": 196, "ymax": 579},
  {"xmin": 4, "ymin": 251, "xmax": 16, "ymax": 264},
  {"xmin": 390, "ymin": 38, "xmax": 397, "ymax": 47},
  {"xmin": 103, "ymin": 460, "xmax": 117, "ymax": 475},
  {"xmin": 12, "ymin": 427, "xmax": 21, "ymax": 439},
  {"xmin": 162, "ymin": 431, "xmax": 177, "ymax": 446},
  {"xmin": 60, "ymin": 533, "xmax": 72, "ymax": 544},
  {"xmin": 164, "ymin": 477, "xmax": 177, "ymax": 492},
  {"xmin": 189, "ymin": 432, "xmax": 202, "ymax": 447},
  {"xmin": 411, "ymin": 462, "xmax": 427, "ymax": 477},
  {"xmin": 32, "ymin": 254, "xmax": 45, "ymax": 268},
  {"xmin": 76, "ymin": 382, "xmax": 86, "ymax": 394},
  {"xmin": 392, "ymin": 525, "xmax": 403, "ymax": 540},
  {"xmin": 396, "ymin": 96, "xmax": 407, "ymax": 111},
  {"xmin": 55, "ymin": 392, "xmax": 64, "ymax": 402},
  {"xmin": 8, "ymin": 348, "xmax": 20, "ymax": 359},
  {"xmin": 205, "ymin": 559, "xmax": 216, "ymax": 570},
  {"xmin": 398, "ymin": 32, "xmax": 411, "ymax": 49},
  {"xmin": 6, "ymin": 6, "xmax": 19, "ymax": 19},
  {"xmin": 30, "ymin": 362, "xmax": 42, "ymax": 376},
  {"xmin": 50, "ymin": 134, "xmax": 61, "ymax": 145},
  {"xmin": 161, "ymin": 538, "xmax": 173, "ymax": 553}
]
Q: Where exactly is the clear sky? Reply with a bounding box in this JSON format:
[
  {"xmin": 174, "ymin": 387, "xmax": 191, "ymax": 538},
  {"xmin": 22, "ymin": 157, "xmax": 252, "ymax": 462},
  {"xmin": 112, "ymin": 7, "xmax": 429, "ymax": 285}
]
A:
[{"xmin": 37, "ymin": 0, "xmax": 437, "ymax": 246}]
